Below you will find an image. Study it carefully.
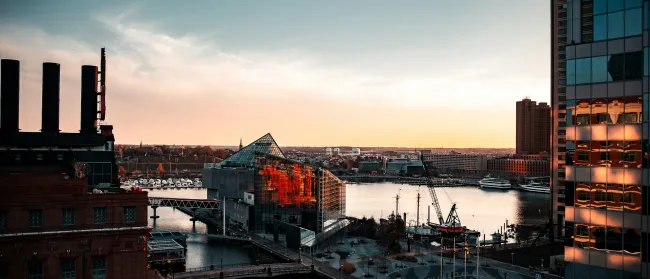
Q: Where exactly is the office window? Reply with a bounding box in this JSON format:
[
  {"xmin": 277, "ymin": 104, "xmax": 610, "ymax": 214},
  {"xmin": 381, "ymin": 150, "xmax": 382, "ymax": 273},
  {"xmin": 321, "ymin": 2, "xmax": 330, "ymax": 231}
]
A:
[
  {"xmin": 28, "ymin": 210, "xmax": 42, "ymax": 228},
  {"xmin": 576, "ymin": 58, "xmax": 592, "ymax": 84},
  {"xmin": 610, "ymin": 0, "xmax": 625, "ymax": 12},
  {"xmin": 594, "ymin": 14, "xmax": 608, "ymax": 40},
  {"xmin": 626, "ymin": 51, "xmax": 643, "ymax": 80},
  {"xmin": 60, "ymin": 259, "xmax": 75, "ymax": 279},
  {"xmin": 645, "ymin": 1, "xmax": 649, "ymax": 29},
  {"xmin": 93, "ymin": 207, "xmax": 106, "ymax": 224},
  {"xmin": 567, "ymin": 59, "xmax": 576, "ymax": 85},
  {"xmin": 643, "ymin": 47, "xmax": 650, "ymax": 76},
  {"xmin": 0, "ymin": 211, "xmax": 6, "ymax": 231},
  {"xmin": 27, "ymin": 261, "xmax": 43, "ymax": 279},
  {"xmin": 625, "ymin": 0, "xmax": 642, "ymax": 9},
  {"xmin": 592, "ymin": 56, "xmax": 609, "ymax": 82},
  {"xmin": 623, "ymin": 228, "xmax": 641, "ymax": 253},
  {"xmin": 595, "ymin": 0, "xmax": 608, "ymax": 14},
  {"xmin": 600, "ymin": 151, "xmax": 610, "ymax": 161},
  {"xmin": 124, "ymin": 206, "xmax": 136, "ymax": 224},
  {"xmin": 608, "ymin": 11, "xmax": 625, "ymax": 39},
  {"xmin": 577, "ymin": 151, "xmax": 590, "ymax": 161},
  {"xmin": 62, "ymin": 208, "xmax": 75, "ymax": 226},
  {"xmin": 92, "ymin": 256, "xmax": 106, "ymax": 279},
  {"xmin": 609, "ymin": 53, "xmax": 626, "ymax": 81},
  {"xmin": 625, "ymin": 8, "xmax": 642, "ymax": 37},
  {"xmin": 645, "ymin": 94, "xmax": 650, "ymax": 122}
]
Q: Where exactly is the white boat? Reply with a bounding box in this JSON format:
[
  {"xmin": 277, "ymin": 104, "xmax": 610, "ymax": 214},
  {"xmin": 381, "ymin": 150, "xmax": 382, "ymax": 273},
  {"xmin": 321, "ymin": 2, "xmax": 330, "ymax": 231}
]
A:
[
  {"xmin": 519, "ymin": 181, "xmax": 550, "ymax": 194},
  {"xmin": 479, "ymin": 176, "xmax": 512, "ymax": 189}
]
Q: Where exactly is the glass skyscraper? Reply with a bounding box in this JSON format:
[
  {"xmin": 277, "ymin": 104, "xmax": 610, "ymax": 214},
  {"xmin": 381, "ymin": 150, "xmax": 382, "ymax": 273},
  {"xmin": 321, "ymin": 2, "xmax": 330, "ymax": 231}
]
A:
[{"xmin": 552, "ymin": 0, "xmax": 649, "ymax": 278}]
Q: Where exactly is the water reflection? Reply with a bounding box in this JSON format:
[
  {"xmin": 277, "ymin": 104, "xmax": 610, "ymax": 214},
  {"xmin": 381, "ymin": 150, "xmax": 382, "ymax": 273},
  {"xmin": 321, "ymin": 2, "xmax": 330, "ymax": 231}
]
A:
[{"xmin": 146, "ymin": 183, "xmax": 550, "ymax": 267}]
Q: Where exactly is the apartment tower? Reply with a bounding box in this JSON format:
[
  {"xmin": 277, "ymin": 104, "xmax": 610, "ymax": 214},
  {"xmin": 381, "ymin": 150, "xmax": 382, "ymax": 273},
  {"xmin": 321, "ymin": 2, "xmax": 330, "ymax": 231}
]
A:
[
  {"xmin": 551, "ymin": 0, "xmax": 649, "ymax": 278},
  {"xmin": 516, "ymin": 98, "xmax": 551, "ymax": 155}
]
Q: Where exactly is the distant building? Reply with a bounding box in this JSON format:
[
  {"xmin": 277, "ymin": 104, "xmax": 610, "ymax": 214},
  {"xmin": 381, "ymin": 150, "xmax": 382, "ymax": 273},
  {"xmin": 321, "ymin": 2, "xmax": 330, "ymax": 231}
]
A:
[
  {"xmin": 422, "ymin": 152, "xmax": 488, "ymax": 173},
  {"xmin": 333, "ymin": 148, "xmax": 340, "ymax": 156},
  {"xmin": 203, "ymin": 134, "xmax": 347, "ymax": 245},
  {"xmin": 487, "ymin": 157, "xmax": 549, "ymax": 178},
  {"xmin": 385, "ymin": 159, "xmax": 424, "ymax": 176},
  {"xmin": 351, "ymin": 148, "xmax": 361, "ymax": 156},
  {"xmin": 325, "ymin": 147, "xmax": 332, "ymax": 157},
  {"xmin": 516, "ymin": 98, "xmax": 550, "ymax": 155},
  {"xmin": 359, "ymin": 161, "xmax": 381, "ymax": 174}
]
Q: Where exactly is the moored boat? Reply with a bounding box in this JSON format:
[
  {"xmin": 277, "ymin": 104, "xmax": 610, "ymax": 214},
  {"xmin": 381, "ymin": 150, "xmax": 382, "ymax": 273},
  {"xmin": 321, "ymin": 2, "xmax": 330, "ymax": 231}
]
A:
[
  {"xmin": 479, "ymin": 175, "xmax": 512, "ymax": 190},
  {"xmin": 519, "ymin": 181, "xmax": 550, "ymax": 193}
]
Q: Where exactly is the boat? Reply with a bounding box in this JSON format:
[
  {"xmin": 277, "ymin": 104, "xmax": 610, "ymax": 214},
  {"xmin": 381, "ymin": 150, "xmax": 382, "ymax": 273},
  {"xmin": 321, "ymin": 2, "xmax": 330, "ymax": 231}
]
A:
[
  {"xmin": 479, "ymin": 175, "xmax": 512, "ymax": 189},
  {"xmin": 519, "ymin": 181, "xmax": 551, "ymax": 194}
]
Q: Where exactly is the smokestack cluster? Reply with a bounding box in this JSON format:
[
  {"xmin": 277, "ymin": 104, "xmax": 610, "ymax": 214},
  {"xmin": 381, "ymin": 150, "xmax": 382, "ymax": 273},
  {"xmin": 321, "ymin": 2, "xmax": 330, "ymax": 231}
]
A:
[{"xmin": 0, "ymin": 59, "xmax": 101, "ymax": 135}]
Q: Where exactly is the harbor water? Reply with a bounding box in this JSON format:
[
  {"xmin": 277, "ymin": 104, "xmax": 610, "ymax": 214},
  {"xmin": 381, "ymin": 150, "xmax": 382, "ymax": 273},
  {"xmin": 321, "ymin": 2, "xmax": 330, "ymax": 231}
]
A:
[{"xmin": 147, "ymin": 182, "xmax": 550, "ymax": 268}]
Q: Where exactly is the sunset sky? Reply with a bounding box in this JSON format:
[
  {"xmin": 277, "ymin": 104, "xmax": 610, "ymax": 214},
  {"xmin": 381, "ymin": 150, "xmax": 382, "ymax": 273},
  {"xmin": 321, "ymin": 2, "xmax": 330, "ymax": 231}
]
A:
[{"xmin": 0, "ymin": 0, "xmax": 550, "ymax": 148}]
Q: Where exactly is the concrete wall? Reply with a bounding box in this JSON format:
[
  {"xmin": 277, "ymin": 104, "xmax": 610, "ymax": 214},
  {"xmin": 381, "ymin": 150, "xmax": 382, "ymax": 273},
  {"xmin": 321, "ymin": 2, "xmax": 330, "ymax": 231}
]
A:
[{"xmin": 204, "ymin": 168, "xmax": 255, "ymax": 199}]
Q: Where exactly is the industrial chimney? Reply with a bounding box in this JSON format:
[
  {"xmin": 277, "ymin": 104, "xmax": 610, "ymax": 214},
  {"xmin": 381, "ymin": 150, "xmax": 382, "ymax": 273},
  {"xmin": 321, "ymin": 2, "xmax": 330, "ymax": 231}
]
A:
[
  {"xmin": 41, "ymin": 62, "xmax": 61, "ymax": 134},
  {"xmin": 0, "ymin": 59, "xmax": 20, "ymax": 134},
  {"xmin": 80, "ymin": 65, "xmax": 98, "ymax": 134}
]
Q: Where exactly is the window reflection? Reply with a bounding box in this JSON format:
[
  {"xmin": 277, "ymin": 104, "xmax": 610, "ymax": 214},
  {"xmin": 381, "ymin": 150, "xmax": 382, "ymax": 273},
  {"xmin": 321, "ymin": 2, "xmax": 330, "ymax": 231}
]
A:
[
  {"xmin": 572, "ymin": 181, "xmax": 642, "ymax": 211},
  {"xmin": 567, "ymin": 97, "xmax": 642, "ymax": 126},
  {"xmin": 571, "ymin": 223, "xmax": 642, "ymax": 255},
  {"xmin": 608, "ymin": 11, "xmax": 625, "ymax": 39},
  {"xmin": 624, "ymin": 8, "xmax": 642, "ymax": 37},
  {"xmin": 623, "ymin": 229, "xmax": 641, "ymax": 254},
  {"xmin": 566, "ymin": 51, "xmax": 642, "ymax": 85},
  {"xmin": 622, "ymin": 184, "xmax": 642, "ymax": 212}
]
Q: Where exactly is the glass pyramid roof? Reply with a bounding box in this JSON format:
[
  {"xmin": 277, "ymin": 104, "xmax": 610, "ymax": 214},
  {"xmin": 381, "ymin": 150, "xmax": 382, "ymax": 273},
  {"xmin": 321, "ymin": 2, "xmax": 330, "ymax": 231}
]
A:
[{"xmin": 220, "ymin": 133, "xmax": 285, "ymax": 167}]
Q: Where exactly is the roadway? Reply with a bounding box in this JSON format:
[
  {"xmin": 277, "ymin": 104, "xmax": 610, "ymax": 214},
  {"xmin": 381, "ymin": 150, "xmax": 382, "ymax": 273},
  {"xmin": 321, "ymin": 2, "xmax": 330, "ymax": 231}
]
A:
[{"xmin": 172, "ymin": 263, "xmax": 309, "ymax": 279}]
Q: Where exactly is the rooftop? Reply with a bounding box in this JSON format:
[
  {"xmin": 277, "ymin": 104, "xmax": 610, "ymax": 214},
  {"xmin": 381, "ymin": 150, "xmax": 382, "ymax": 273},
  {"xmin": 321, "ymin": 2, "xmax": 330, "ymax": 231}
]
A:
[{"xmin": 220, "ymin": 133, "xmax": 285, "ymax": 167}]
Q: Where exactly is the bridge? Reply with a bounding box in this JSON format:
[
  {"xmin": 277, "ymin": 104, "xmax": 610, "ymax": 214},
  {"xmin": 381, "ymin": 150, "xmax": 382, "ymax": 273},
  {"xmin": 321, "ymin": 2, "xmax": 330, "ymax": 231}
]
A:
[
  {"xmin": 173, "ymin": 263, "xmax": 311, "ymax": 279},
  {"xmin": 148, "ymin": 198, "xmax": 220, "ymax": 209}
]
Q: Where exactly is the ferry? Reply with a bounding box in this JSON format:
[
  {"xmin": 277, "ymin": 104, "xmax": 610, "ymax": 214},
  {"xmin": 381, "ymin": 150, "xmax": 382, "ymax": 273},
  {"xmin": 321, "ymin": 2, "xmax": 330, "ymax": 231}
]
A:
[
  {"xmin": 478, "ymin": 175, "xmax": 512, "ymax": 190},
  {"xmin": 519, "ymin": 181, "xmax": 551, "ymax": 194}
]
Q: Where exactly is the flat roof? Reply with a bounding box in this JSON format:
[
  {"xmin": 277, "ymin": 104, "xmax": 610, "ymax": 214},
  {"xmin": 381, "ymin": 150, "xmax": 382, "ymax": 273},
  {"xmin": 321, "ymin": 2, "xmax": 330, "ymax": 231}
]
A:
[{"xmin": 148, "ymin": 239, "xmax": 184, "ymax": 252}]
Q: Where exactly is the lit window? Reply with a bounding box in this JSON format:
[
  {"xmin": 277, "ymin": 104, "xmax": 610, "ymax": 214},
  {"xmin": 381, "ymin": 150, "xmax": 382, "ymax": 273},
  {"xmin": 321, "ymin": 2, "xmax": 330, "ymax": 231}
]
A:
[{"xmin": 93, "ymin": 208, "xmax": 106, "ymax": 224}]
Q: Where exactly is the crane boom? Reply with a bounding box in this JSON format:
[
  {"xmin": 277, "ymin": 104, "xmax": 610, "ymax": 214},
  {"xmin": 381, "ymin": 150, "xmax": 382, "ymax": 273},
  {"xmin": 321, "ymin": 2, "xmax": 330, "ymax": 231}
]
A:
[{"xmin": 428, "ymin": 186, "xmax": 445, "ymax": 224}]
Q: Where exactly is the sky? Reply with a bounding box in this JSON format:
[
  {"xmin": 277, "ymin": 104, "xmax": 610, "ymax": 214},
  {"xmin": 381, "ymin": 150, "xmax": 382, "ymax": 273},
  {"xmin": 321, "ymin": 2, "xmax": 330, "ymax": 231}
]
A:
[{"xmin": 0, "ymin": 0, "xmax": 550, "ymax": 148}]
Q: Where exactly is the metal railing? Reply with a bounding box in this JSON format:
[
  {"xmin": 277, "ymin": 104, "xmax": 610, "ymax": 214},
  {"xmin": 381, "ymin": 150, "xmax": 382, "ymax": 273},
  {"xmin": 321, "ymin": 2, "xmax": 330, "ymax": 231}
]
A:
[{"xmin": 148, "ymin": 198, "xmax": 220, "ymax": 209}]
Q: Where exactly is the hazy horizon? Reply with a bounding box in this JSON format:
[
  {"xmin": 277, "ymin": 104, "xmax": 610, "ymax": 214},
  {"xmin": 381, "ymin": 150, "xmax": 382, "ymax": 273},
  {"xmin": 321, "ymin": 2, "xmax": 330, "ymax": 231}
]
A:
[{"xmin": 1, "ymin": 0, "xmax": 550, "ymax": 148}]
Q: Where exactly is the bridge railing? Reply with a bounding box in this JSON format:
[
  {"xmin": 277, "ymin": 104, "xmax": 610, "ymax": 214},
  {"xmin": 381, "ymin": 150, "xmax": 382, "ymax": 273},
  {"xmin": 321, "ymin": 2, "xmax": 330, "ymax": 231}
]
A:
[{"xmin": 183, "ymin": 263, "xmax": 252, "ymax": 273}]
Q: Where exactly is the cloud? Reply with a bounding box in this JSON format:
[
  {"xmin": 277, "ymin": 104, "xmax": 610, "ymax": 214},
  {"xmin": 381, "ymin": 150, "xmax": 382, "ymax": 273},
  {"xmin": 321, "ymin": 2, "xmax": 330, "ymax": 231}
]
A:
[{"xmin": 0, "ymin": 12, "xmax": 532, "ymax": 147}]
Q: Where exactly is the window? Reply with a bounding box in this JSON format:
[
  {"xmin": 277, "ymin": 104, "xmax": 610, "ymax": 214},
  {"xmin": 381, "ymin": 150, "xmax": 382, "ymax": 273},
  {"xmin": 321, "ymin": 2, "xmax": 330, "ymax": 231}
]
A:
[
  {"xmin": 567, "ymin": 59, "xmax": 576, "ymax": 85},
  {"xmin": 625, "ymin": 0, "xmax": 642, "ymax": 9},
  {"xmin": 625, "ymin": 51, "xmax": 643, "ymax": 80},
  {"xmin": 93, "ymin": 207, "xmax": 106, "ymax": 224},
  {"xmin": 600, "ymin": 151, "xmax": 610, "ymax": 161},
  {"xmin": 625, "ymin": 8, "xmax": 642, "ymax": 36},
  {"xmin": 578, "ymin": 191, "xmax": 591, "ymax": 201},
  {"xmin": 60, "ymin": 259, "xmax": 75, "ymax": 279},
  {"xmin": 592, "ymin": 56, "xmax": 609, "ymax": 82},
  {"xmin": 608, "ymin": 11, "xmax": 625, "ymax": 39},
  {"xmin": 62, "ymin": 208, "xmax": 75, "ymax": 226},
  {"xmin": 27, "ymin": 261, "xmax": 43, "ymax": 279},
  {"xmin": 576, "ymin": 114, "xmax": 590, "ymax": 125},
  {"xmin": 595, "ymin": 0, "xmax": 608, "ymax": 14},
  {"xmin": 577, "ymin": 151, "xmax": 590, "ymax": 161},
  {"xmin": 609, "ymin": 0, "xmax": 625, "ymax": 12},
  {"xmin": 28, "ymin": 210, "xmax": 42, "ymax": 228},
  {"xmin": 576, "ymin": 58, "xmax": 592, "ymax": 84},
  {"xmin": 124, "ymin": 206, "xmax": 136, "ymax": 224},
  {"xmin": 92, "ymin": 256, "xmax": 106, "ymax": 279},
  {"xmin": 0, "ymin": 211, "xmax": 6, "ymax": 232},
  {"xmin": 594, "ymin": 14, "xmax": 608, "ymax": 40},
  {"xmin": 645, "ymin": 1, "xmax": 649, "ymax": 30},
  {"xmin": 645, "ymin": 47, "xmax": 649, "ymax": 76}
]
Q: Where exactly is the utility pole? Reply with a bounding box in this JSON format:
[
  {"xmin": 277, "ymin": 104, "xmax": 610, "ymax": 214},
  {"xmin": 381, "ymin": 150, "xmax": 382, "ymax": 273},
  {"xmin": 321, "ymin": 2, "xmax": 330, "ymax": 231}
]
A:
[{"xmin": 416, "ymin": 191, "xmax": 420, "ymax": 226}]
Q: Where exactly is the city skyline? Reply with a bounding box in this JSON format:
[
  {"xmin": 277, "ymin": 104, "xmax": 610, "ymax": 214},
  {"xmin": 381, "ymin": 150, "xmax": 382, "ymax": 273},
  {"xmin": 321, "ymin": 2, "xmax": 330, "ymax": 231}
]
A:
[{"xmin": 1, "ymin": 0, "xmax": 550, "ymax": 148}]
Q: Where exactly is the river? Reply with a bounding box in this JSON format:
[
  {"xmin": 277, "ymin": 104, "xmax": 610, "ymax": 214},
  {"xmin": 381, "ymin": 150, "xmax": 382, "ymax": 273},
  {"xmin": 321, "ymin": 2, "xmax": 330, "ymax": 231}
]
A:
[{"xmin": 147, "ymin": 182, "xmax": 550, "ymax": 268}]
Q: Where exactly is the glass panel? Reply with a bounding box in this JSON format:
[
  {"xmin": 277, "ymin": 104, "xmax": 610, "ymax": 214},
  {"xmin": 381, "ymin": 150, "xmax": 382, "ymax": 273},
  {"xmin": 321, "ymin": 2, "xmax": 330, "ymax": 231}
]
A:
[
  {"xmin": 643, "ymin": 47, "xmax": 650, "ymax": 76},
  {"xmin": 625, "ymin": 0, "xmax": 642, "ymax": 8},
  {"xmin": 567, "ymin": 59, "xmax": 576, "ymax": 85},
  {"xmin": 124, "ymin": 206, "xmax": 136, "ymax": 223},
  {"xmin": 594, "ymin": 14, "xmax": 608, "ymax": 41},
  {"xmin": 623, "ymin": 185, "xmax": 642, "ymax": 212},
  {"xmin": 645, "ymin": 1, "xmax": 649, "ymax": 30},
  {"xmin": 92, "ymin": 256, "xmax": 106, "ymax": 279},
  {"xmin": 28, "ymin": 210, "xmax": 42, "ymax": 228},
  {"xmin": 623, "ymin": 228, "xmax": 641, "ymax": 254},
  {"xmin": 608, "ymin": 11, "xmax": 625, "ymax": 39},
  {"xmin": 644, "ymin": 93, "xmax": 649, "ymax": 122},
  {"xmin": 609, "ymin": 0, "xmax": 625, "ymax": 12},
  {"xmin": 62, "ymin": 208, "xmax": 75, "ymax": 226},
  {"xmin": 592, "ymin": 56, "xmax": 609, "ymax": 83},
  {"xmin": 625, "ymin": 8, "xmax": 642, "ymax": 37},
  {"xmin": 576, "ymin": 182, "xmax": 591, "ymax": 208},
  {"xmin": 595, "ymin": 0, "xmax": 608, "ymax": 15},
  {"xmin": 27, "ymin": 261, "xmax": 43, "ymax": 279},
  {"xmin": 625, "ymin": 51, "xmax": 643, "ymax": 80},
  {"xmin": 607, "ymin": 226, "xmax": 624, "ymax": 251},
  {"xmin": 93, "ymin": 207, "xmax": 106, "ymax": 224},
  {"xmin": 609, "ymin": 53, "xmax": 626, "ymax": 81},
  {"xmin": 576, "ymin": 58, "xmax": 591, "ymax": 84}
]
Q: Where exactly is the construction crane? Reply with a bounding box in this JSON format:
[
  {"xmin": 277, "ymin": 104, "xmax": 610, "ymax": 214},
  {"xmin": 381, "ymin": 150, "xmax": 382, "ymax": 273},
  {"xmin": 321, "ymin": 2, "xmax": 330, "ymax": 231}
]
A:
[{"xmin": 421, "ymin": 153, "xmax": 462, "ymax": 235}]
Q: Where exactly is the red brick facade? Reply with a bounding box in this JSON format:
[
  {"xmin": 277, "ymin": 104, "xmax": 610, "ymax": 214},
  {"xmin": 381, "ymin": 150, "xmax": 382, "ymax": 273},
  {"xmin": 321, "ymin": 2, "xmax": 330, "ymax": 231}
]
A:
[
  {"xmin": 487, "ymin": 158, "xmax": 550, "ymax": 178},
  {"xmin": 0, "ymin": 171, "xmax": 150, "ymax": 279}
]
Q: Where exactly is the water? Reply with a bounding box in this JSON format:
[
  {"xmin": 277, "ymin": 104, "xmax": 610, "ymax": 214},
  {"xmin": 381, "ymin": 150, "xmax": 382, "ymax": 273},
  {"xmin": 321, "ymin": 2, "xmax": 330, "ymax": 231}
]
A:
[{"xmin": 147, "ymin": 183, "xmax": 550, "ymax": 268}]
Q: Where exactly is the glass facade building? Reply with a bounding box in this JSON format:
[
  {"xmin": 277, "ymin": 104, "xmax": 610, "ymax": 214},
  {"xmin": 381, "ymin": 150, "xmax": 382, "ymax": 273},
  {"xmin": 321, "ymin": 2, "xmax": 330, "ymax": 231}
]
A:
[
  {"xmin": 553, "ymin": 0, "xmax": 650, "ymax": 278},
  {"xmin": 205, "ymin": 133, "xmax": 346, "ymax": 234}
]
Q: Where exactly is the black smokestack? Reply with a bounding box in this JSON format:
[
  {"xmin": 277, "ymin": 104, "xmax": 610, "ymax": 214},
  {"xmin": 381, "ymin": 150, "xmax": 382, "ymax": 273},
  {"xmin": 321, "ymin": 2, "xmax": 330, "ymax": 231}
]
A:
[
  {"xmin": 1, "ymin": 59, "xmax": 20, "ymax": 133},
  {"xmin": 41, "ymin": 62, "xmax": 61, "ymax": 134},
  {"xmin": 80, "ymin": 65, "xmax": 98, "ymax": 134}
]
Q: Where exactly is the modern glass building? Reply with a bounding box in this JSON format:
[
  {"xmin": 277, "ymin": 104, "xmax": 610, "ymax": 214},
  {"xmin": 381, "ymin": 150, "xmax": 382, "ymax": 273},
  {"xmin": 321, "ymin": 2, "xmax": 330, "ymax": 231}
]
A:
[
  {"xmin": 552, "ymin": 0, "xmax": 649, "ymax": 278},
  {"xmin": 203, "ymin": 133, "xmax": 346, "ymax": 235}
]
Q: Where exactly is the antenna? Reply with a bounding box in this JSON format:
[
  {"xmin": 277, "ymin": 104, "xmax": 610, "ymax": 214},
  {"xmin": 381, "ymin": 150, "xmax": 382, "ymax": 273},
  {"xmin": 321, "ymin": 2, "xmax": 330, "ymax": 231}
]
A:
[{"xmin": 395, "ymin": 189, "xmax": 401, "ymax": 217}]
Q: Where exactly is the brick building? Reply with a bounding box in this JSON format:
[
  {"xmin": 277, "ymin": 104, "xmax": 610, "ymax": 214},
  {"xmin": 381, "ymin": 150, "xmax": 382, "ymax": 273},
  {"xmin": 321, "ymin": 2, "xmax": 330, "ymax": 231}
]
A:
[
  {"xmin": 516, "ymin": 98, "xmax": 551, "ymax": 155},
  {"xmin": 0, "ymin": 169, "xmax": 150, "ymax": 279},
  {"xmin": 0, "ymin": 53, "xmax": 151, "ymax": 278},
  {"xmin": 487, "ymin": 157, "xmax": 550, "ymax": 178}
]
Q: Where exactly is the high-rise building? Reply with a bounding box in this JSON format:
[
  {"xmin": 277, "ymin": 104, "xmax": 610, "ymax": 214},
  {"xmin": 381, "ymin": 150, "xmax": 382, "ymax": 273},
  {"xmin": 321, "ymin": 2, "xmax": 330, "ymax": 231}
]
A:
[
  {"xmin": 516, "ymin": 98, "xmax": 551, "ymax": 155},
  {"xmin": 551, "ymin": 0, "xmax": 649, "ymax": 278}
]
